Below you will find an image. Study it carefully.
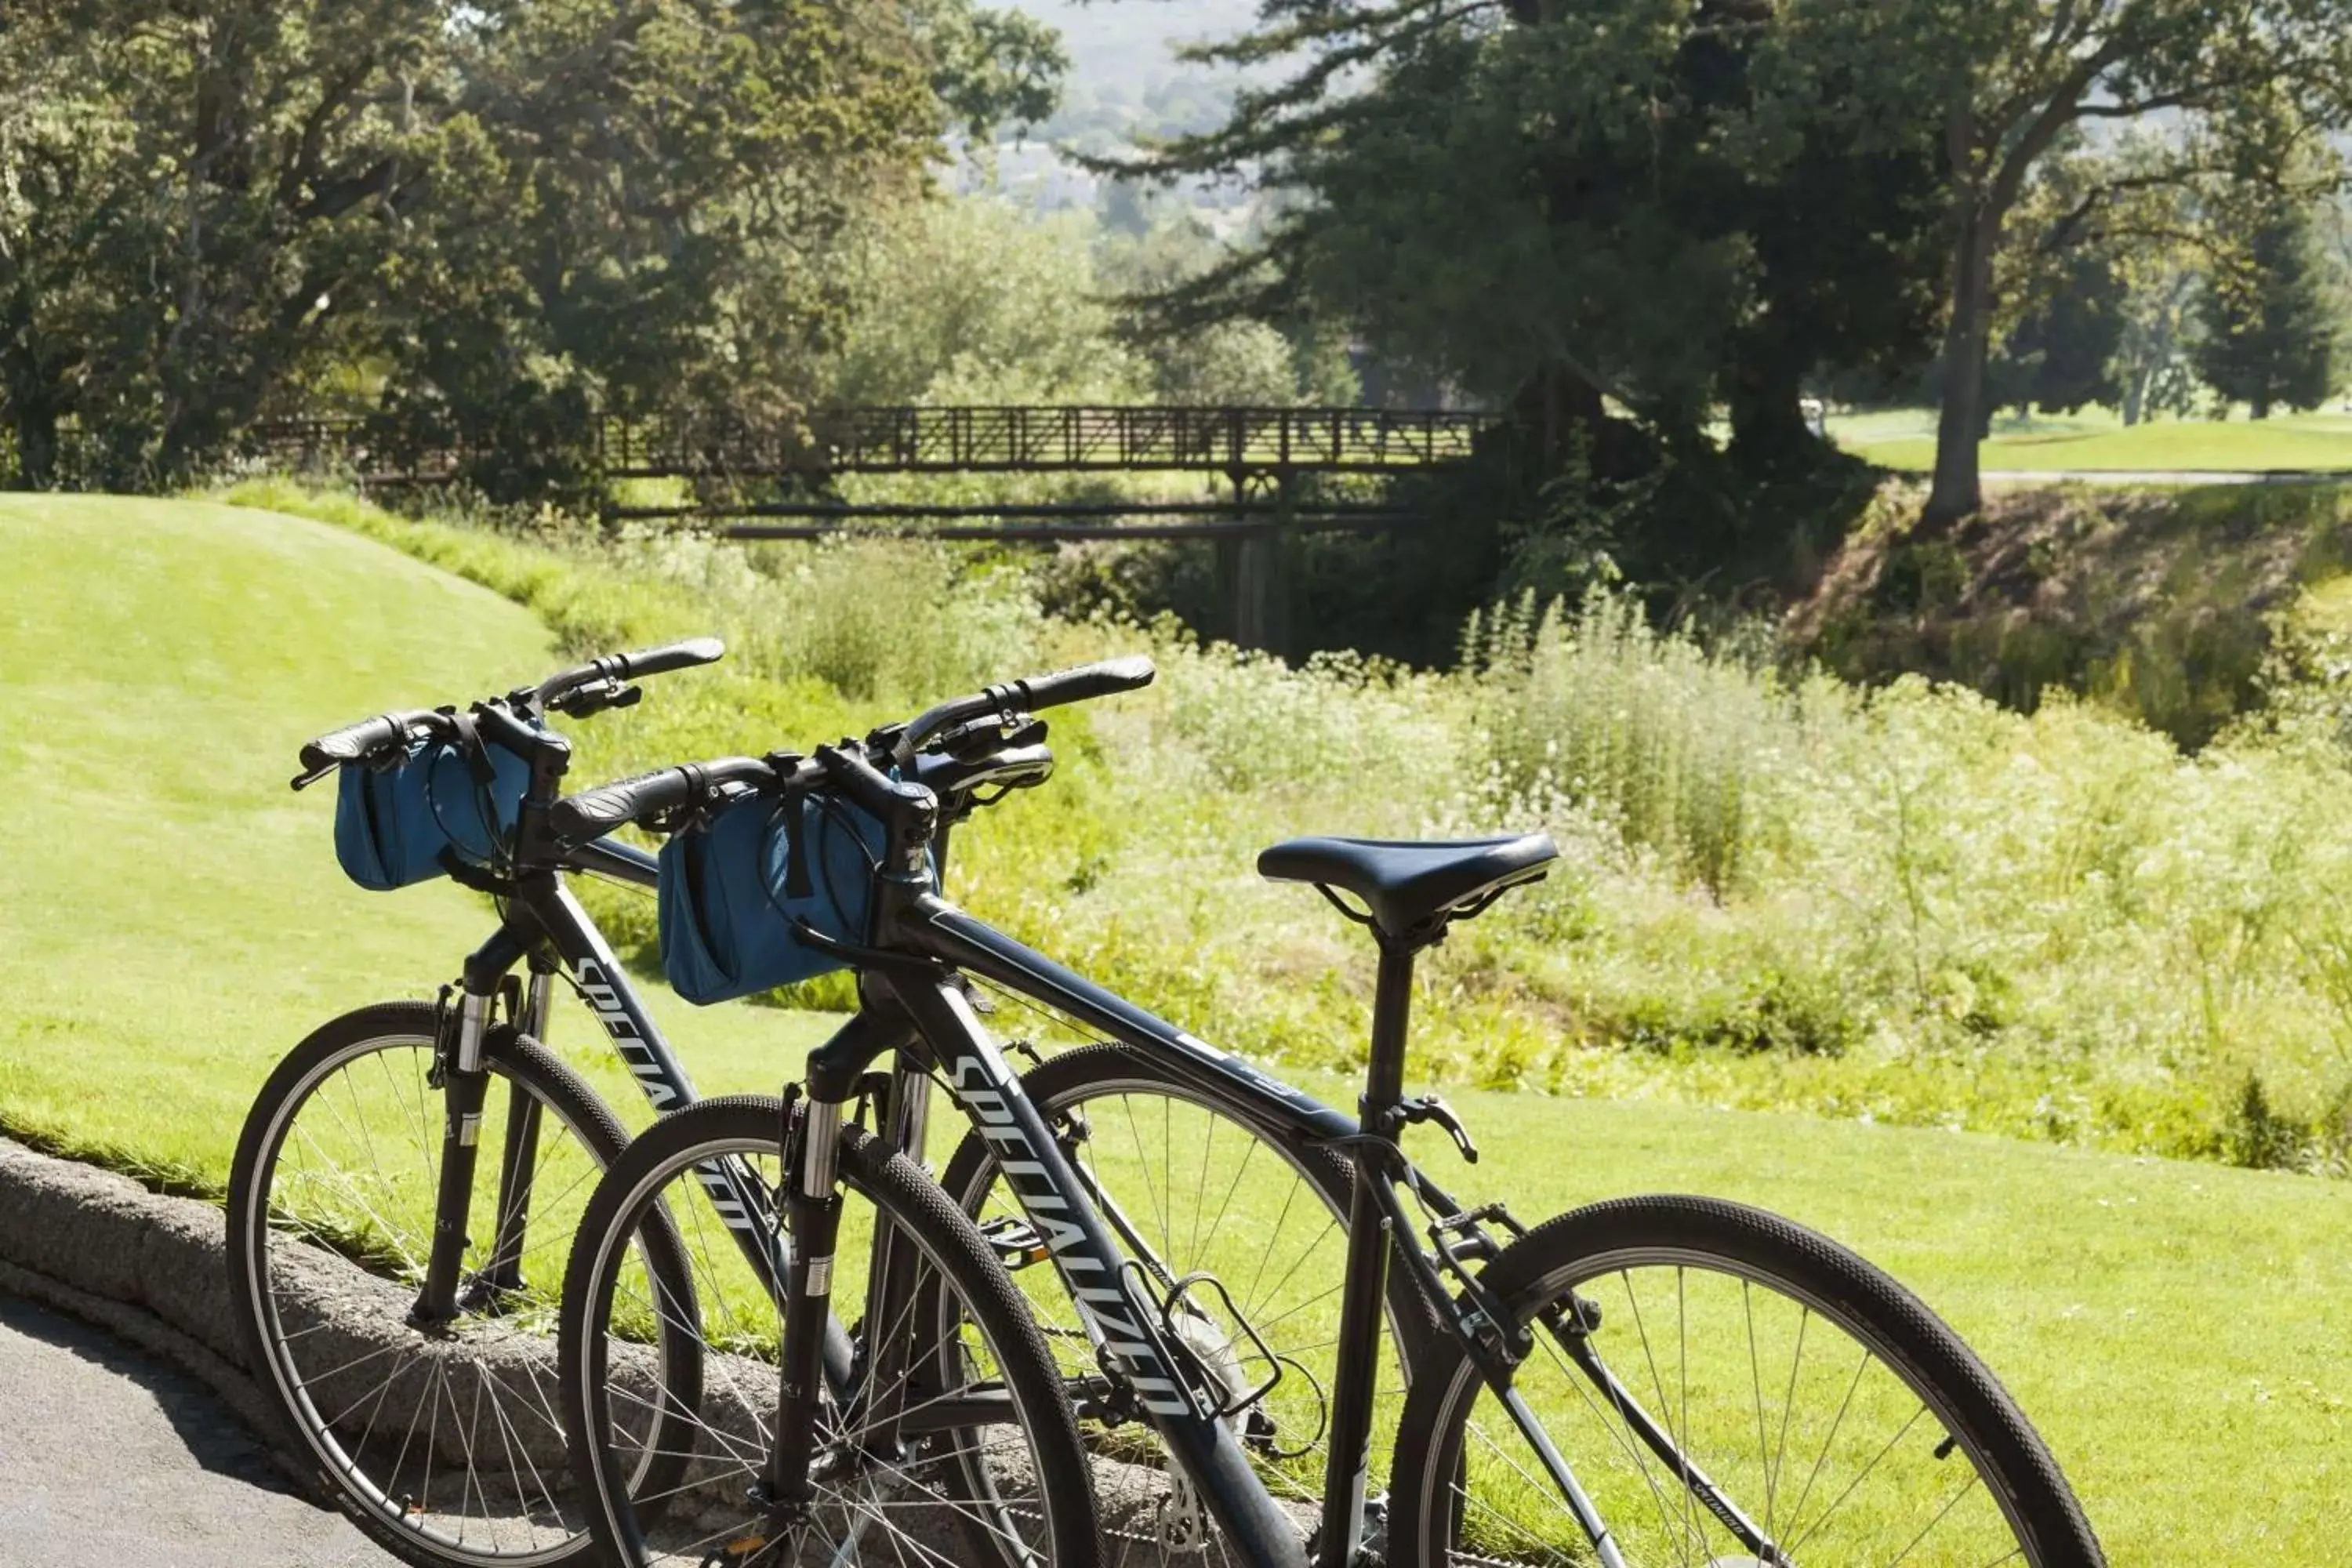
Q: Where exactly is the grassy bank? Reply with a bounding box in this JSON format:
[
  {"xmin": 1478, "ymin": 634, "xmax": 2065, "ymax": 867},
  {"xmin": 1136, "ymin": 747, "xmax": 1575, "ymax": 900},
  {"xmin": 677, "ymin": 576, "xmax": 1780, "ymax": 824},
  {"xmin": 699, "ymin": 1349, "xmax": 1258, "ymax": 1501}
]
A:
[
  {"xmin": 1792, "ymin": 481, "xmax": 2352, "ymax": 747},
  {"xmin": 212, "ymin": 477, "xmax": 2352, "ymax": 1179},
  {"xmin": 0, "ymin": 494, "xmax": 839, "ymax": 1190}
]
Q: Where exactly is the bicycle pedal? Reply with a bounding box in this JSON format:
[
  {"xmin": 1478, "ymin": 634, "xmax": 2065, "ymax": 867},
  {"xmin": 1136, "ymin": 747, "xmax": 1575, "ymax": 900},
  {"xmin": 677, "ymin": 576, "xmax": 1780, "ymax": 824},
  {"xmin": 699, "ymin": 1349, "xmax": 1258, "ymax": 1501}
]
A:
[{"xmin": 977, "ymin": 1214, "xmax": 1050, "ymax": 1268}]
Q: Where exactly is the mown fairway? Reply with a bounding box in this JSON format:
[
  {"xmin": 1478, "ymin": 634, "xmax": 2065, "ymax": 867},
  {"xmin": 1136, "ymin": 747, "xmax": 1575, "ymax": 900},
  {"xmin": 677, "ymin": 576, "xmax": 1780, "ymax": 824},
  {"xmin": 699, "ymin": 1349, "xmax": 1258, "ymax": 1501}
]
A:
[
  {"xmin": 2, "ymin": 495, "xmax": 2347, "ymax": 1558},
  {"xmin": 1834, "ymin": 406, "xmax": 2352, "ymax": 472}
]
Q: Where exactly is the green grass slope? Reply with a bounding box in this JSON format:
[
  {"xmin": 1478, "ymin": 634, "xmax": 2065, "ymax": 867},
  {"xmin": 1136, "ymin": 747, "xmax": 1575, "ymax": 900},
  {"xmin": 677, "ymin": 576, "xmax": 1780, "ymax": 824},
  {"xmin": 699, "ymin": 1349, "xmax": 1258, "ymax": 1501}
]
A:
[{"xmin": 0, "ymin": 495, "xmax": 829, "ymax": 1186}]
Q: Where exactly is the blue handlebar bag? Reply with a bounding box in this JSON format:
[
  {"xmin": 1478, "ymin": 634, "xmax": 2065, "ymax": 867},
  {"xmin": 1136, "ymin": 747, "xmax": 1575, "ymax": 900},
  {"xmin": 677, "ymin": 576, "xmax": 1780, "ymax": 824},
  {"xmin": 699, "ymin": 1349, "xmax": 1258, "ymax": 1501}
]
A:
[
  {"xmin": 659, "ymin": 790, "xmax": 920, "ymax": 1004},
  {"xmin": 334, "ymin": 735, "xmax": 532, "ymax": 891}
]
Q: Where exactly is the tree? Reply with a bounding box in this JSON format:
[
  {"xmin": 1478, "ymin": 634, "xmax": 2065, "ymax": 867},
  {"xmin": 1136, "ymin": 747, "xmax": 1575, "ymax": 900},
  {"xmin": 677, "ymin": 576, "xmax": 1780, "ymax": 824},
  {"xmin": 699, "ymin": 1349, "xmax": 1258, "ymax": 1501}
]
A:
[
  {"xmin": 1112, "ymin": 0, "xmax": 1948, "ymax": 479},
  {"xmin": 1991, "ymin": 249, "xmax": 2125, "ymax": 416},
  {"xmin": 1794, "ymin": 0, "xmax": 2352, "ymax": 519},
  {"xmin": 0, "ymin": 0, "xmax": 1064, "ymax": 493},
  {"xmin": 364, "ymin": 0, "xmax": 953, "ymax": 498},
  {"xmin": 815, "ymin": 197, "xmax": 1143, "ymax": 408},
  {"xmin": 0, "ymin": 0, "xmax": 464, "ymax": 485},
  {"xmin": 2196, "ymin": 194, "xmax": 2341, "ymax": 416}
]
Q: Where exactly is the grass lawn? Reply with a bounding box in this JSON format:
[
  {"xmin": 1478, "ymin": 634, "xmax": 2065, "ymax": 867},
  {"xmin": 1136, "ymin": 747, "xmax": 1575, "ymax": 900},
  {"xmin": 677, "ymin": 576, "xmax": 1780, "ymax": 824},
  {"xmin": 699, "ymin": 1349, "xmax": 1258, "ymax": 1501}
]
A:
[
  {"xmin": 1831, "ymin": 405, "xmax": 2352, "ymax": 472},
  {"xmin": 2, "ymin": 495, "xmax": 2344, "ymax": 1557},
  {"xmin": 0, "ymin": 493, "xmax": 833, "ymax": 1189}
]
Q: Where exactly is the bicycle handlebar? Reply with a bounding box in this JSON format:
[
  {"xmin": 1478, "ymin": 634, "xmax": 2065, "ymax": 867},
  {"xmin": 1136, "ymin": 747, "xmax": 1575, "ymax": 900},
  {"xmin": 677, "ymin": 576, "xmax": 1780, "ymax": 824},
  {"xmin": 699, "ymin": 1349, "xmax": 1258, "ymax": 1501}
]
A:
[
  {"xmin": 294, "ymin": 709, "xmax": 453, "ymax": 786},
  {"xmin": 295, "ymin": 637, "xmax": 726, "ymax": 790},
  {"xmin": 1018, "ymin": 654, "xmax": 1156, "ymax": 713},
  {"xmin": 548, "ymin": 652, "xmax": 1150, "ymax": 845},
  {"xmin": 900, "ymin": 655, "xmax": 1155, "ymax": 752},
  {"xmin": 536, "ymin": 637, "xmax": 725, "ymax": 706},
  {"xmin": 546, "ymin": 756, "xmax": 808, "ymax": 843}
]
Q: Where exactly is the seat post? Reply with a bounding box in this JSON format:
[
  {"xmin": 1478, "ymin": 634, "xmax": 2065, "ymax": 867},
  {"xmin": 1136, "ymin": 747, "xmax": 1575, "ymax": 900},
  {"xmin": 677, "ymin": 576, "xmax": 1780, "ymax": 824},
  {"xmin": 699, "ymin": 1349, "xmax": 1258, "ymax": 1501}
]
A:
[
  {"xmin": 1363, "ymin": 936, "xmax": 1416, "ymax": 1123},
  {"xmin": 1316, "ymin": 933, "xmax": 1418, "ymax": 1568}
]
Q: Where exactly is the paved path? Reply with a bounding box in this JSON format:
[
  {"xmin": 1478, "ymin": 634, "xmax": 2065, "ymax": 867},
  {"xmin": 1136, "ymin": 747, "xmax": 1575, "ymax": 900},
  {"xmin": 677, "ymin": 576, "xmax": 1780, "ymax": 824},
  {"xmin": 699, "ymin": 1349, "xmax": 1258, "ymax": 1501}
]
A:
[{"xmin": 0, "ymin": 1290, "xmax": 390, "ymax": 1566}]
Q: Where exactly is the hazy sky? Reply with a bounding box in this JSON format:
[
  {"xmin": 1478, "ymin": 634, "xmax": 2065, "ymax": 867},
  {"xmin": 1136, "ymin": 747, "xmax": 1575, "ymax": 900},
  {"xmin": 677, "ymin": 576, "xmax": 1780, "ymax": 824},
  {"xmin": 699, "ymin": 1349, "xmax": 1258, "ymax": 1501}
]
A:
[{"xmin": 998, "ymin": 0, "xmax": 1260, "ymax": 91}]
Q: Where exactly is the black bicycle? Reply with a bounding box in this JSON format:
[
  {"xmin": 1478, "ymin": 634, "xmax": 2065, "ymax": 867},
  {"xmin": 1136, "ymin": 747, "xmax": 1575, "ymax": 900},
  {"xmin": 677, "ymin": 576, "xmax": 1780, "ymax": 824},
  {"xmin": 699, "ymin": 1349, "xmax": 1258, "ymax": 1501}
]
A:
[
  {"xmin": 227, "ymin": 641, "xmax": 1102, "ymax": 1568},
  {"xmin": 552, "ymin": 658, "xmax": 2107, "ymax": 1568}
]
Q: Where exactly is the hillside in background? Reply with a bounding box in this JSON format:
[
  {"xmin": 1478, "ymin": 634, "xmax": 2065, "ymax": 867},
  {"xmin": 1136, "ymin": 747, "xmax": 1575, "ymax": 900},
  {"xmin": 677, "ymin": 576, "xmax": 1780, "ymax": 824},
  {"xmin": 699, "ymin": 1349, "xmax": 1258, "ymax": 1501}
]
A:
[{"xmin": 1001, "ymin": 0, "xmax": 1258, "ymax": 89}]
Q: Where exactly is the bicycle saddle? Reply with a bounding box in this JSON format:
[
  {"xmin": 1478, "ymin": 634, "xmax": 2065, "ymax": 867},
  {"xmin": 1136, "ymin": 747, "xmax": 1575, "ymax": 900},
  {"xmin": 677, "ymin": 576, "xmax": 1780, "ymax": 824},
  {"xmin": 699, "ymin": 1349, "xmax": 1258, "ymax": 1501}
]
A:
[{"xmin": 1258, "ymin": 833, "xmax": 1558, "ymax": 942}]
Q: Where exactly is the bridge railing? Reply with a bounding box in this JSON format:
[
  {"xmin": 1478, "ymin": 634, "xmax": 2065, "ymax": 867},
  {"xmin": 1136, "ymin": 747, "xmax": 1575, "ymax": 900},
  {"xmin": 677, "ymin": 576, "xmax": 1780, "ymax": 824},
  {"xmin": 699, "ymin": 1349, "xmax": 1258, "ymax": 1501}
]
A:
[{"xmin": 566, "ymin": 406, "xmax": 1483, "ymax": 479}]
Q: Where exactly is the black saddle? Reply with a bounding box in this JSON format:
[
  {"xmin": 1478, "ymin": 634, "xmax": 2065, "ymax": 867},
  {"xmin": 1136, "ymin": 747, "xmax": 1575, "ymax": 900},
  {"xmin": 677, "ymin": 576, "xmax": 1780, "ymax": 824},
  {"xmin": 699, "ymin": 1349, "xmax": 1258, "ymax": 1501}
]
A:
[{"xmin": 1258, "ymin": 833, "xmax": 1559, "ymax": 943}]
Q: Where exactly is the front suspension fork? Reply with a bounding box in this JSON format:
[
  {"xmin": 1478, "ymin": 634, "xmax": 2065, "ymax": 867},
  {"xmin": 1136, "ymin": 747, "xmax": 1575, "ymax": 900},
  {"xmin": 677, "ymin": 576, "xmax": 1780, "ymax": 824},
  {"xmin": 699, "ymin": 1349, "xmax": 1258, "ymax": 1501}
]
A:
[
  {"xmin": 766, "ymin": 1094, "xmax": 850, "ymax": 1514},
  {"xmin": 413, "ymin": 964, "xmax": 556, "ymax": 1327},
  {"xmin": 478, "ymin": 964, "xmax": 557, "ymax": 1299},
  {"xmin": 413, "ymin": 985, "xmax": 497, "ymax": 1327}
]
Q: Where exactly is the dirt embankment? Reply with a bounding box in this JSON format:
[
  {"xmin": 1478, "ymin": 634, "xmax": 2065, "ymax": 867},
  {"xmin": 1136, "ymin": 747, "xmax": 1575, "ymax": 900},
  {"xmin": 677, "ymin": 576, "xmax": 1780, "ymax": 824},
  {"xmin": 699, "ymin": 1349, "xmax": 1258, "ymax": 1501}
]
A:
[{"xmin": 1784, "ymin": 481, "xmax": 2352, "ymax": 746}]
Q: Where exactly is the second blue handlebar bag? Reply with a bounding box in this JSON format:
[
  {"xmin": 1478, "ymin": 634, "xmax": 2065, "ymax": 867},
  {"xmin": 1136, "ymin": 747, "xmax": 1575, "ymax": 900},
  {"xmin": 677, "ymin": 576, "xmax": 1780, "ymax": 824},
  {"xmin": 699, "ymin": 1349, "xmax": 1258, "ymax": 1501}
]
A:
[
  {"xmin": 659, "ymin": 791, "xmax": 916, "ymax": 1004},
  {"xmin": 335, "ymin": 739, "xmax": 531, "ymax": 891}
]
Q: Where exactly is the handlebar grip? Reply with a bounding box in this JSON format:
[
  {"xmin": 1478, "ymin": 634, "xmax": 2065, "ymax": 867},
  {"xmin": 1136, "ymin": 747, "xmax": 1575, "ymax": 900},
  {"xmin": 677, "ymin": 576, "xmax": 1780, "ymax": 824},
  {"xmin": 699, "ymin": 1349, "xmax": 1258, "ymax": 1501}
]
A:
[
  {"xmin": 615, "ymin": 637, "xmax": 725, "ymax": 681},
  {"xmin": 549, "ymin": 755, "xmax": 779, "ymax": 844},
  {"xmin": 299, "ymin": 711, "xmax": 423, "ymax": 775},
  {"xmin": 549, "ymin": 768, "xmax": 699, "ymax": 844},
  {"xmin": 1013, "ymin": 655, "xmax": 1156, "ymax": 713}
]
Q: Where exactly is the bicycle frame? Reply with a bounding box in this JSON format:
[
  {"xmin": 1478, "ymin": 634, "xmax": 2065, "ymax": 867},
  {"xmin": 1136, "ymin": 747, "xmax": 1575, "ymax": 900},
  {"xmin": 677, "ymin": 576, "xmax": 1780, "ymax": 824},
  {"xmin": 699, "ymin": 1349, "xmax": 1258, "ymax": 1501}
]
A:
[{"xmin": 770, "ymin": 878, "xmax": 1790, "ymax": 1568}]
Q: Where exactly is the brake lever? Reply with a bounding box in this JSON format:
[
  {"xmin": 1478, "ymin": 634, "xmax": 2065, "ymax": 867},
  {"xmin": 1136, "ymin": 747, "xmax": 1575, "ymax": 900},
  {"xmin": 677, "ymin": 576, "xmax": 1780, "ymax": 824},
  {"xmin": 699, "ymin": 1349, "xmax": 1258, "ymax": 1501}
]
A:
[
  {"xmin": 290, "ymin": 764, "xmax": 335, "ymax": 792},
  {"xmin": 549, "ymin": 678, "xmax": 643, "ymax": 719}
]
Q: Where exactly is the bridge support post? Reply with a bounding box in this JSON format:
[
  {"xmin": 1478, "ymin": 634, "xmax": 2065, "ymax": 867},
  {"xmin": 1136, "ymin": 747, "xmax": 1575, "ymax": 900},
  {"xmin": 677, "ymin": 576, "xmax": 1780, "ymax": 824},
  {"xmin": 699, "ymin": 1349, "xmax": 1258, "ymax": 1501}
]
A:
[{"xmin": 1223, "ymin": 471, "xmax": 1294, "ymax": 656}]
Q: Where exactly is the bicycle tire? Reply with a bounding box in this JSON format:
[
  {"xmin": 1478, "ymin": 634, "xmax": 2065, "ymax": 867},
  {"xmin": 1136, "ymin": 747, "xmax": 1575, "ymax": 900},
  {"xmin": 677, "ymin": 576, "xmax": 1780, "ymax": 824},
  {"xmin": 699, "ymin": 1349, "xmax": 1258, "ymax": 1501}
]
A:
[
  {"xmin": 1388, "ymin": 1194, "xmax": 2106, "ymax": 1568},
  {"xmin": 559, "ymin": 1095, "xmax": 1105, "ymax": 1568},
  {"xmin": 227, "ymin": 1000, "xmax": 699, "ymax": 1568}
]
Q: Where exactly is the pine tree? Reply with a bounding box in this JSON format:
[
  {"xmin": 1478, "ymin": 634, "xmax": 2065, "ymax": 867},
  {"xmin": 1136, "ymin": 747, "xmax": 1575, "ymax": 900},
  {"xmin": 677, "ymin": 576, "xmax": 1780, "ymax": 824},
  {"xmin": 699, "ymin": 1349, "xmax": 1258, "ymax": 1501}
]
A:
[{"xmin": 2196, "ymin": 198, "xmax": 2341, "ymax": 419}]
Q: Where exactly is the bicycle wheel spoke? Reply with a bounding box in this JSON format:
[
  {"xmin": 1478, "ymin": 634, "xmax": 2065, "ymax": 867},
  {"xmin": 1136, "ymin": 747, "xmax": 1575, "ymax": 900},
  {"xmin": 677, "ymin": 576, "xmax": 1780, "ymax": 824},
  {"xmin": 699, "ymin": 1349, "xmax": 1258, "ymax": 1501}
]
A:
[
  {"xmin": 238, "ymin": 1020, "xmax": 639, "ymax": 1564},
  {"xmin": 1397, "ymin": 1212, "xmax": 2079, "ymax": 1568}
]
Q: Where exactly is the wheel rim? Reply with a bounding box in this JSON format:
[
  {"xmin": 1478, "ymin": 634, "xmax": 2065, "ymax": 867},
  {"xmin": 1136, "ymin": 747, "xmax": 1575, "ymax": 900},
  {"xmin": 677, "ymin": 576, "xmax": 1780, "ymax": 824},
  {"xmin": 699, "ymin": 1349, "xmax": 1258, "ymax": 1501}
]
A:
[
  {"xmin": 243, "ymin": 1031, "xmax": 642, "ymax": 1564},
  {"xmin": 1415, "ymin": 1246, "xmax": 2044, "ymax": 1568},
  {"xmin": 575, "ymin": 1128, "xmax": 1070, "ymax": 1568}
]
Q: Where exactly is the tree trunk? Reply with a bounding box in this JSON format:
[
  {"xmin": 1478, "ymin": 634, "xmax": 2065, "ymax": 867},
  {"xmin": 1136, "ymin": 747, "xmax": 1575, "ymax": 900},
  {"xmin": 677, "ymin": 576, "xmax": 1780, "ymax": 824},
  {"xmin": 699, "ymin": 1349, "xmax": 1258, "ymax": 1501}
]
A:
[
  {"xmin": 7, "ymin": 402, "xmax": 59, "ymax": 489},
  {"xmin": 2252, "ymin": 388, "xmax": 2272, "ymax": 419},
  {"xmin": 2122, "ymin": 368, "xmax": 2146, "ymax": 427},
  {"xmin": 1927, "ymin": 194, "xmax": 2000, "ymax": 524},
  {"xmin": 1726, "ymin": 350, "xmax": 1817, "ymax": 475}
]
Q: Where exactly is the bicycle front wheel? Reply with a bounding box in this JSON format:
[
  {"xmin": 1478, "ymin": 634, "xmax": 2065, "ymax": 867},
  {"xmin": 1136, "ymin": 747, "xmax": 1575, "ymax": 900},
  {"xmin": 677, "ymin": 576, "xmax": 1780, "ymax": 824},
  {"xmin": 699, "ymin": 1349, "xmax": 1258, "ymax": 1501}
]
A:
[
  {"xmin": 1388, "ymin": 1195, "xmax": 2104, "ymax": 1568},
  {"xmin": 937, "ymin": 1041, "xmax": 1433, "ymax": 1563},
  {"xmin": 559, "ymin": 1095, "xmax": 1104, "ymax": 1568},
  {"xmin": 227, "ymin": 1000, "xmax": 699, "ymax": 1568}
]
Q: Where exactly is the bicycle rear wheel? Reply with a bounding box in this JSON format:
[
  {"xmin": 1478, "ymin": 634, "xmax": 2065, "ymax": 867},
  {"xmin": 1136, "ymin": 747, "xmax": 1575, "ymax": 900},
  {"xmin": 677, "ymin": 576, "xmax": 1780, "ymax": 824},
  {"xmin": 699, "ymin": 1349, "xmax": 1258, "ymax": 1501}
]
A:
[
  {"xmin": 1388, "ymin": 1195, "xmax": 2104, "ymax": 1568},
  {"xmin": 227, "ymin": 1000, "xmax": 697, "ymax": 1568},
  {"xmin": 559, "ymin": 1095, "xmax": 1105, "ymax": 1568}
]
